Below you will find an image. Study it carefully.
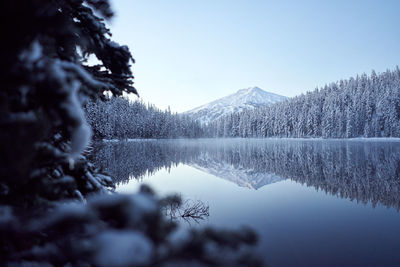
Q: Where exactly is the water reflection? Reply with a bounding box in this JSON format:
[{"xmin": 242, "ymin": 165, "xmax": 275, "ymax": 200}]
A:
[{"xmin": 91, "ymin": 139, "xmax": 400, "ymax": 210}]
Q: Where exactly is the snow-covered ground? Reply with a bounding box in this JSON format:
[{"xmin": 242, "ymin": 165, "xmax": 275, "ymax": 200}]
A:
[{"xmin": 102, "ymin": 137, "xmax": 400, "ymax": 142}]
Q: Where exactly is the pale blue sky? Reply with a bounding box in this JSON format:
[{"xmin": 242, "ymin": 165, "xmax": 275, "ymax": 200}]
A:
[{"xmin": 109, "ymin": 0, "xmax": 400, "ymax": 112}]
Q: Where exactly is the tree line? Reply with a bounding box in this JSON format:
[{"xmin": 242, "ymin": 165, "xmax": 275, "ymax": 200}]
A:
[
  {"xmin": 205, "ymin": 68, "xmax": 400, "ymax": 138},
  {"xmin": 85, "ymin": 97, "xmax": 204, "ymax": 139}
]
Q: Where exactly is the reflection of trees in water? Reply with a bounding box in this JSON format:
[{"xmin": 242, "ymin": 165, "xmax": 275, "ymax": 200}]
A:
[
  {"xmin": 90, "ymin": 140, "xmax": 202, "ymax": 184},
  {"xmin": 91, "ymin": 139, "xmax": 400, "ymax": 210}
]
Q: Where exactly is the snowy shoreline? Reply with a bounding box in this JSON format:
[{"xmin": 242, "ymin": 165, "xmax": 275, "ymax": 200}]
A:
[{"xmin": 102, "ymin": 137, "xmax": 400, "ymax": 142}]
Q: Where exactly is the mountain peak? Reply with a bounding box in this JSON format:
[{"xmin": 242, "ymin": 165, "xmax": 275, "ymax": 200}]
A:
[
  {"xmin": 184, "ymin": 86, "xmax": 287, "ymax": 124},
  {"xmin": 236, "ymin": 86, "xmax": 263, "ymax": 95},
  {"xmin": 238, "ymin": 86, "xmax": 262, "ymax": 93}
]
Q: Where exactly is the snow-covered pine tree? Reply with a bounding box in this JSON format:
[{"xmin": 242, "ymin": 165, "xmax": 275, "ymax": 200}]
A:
[
  {"xmin": 1, "ymin": 0, "xmax": 136, "ymax": 206},
  {"xmin": 85, "ymin": 97, "xmax": 203, "ymax": 139}
]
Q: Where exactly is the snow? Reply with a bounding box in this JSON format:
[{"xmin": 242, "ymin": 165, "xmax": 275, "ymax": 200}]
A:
[
  {"xmin": 42, "ymin": 203, "xmax": 91, "ymax": 228},
  {"xmin": 346, "ymin": 137, "xmax": 400, "ymax": 142},
  {"xmin": 94, "ymin": 230, "xmax": 153, "ymax": 266},
  {"xmin": 67, "ymin": 80, "xmax": 92, "ymax": 160},
  {"xmin": 102, "ymin": 139, "xmax": 121, "ymax": 142},
  {"xmin": 19, "ymin": 40, "xmax": 42, "ymax": 63},
  {"xmin": 88, "ymin": 193, "xmax": 158, "ymax": 225},
  {"xmin": 184, "ymin": 86, "xmax": 287, "ymax": 124},
  {"xmin": 73, "ymin": 190, "xmax": 85, "ymax": 202},
  {"xmin": 259, "ymin": 137, "xmax": 400, "ymax": 142},
  {"xmin": 86, "ymin": 171, "xmax": 103, "ymax": 190},
  {"xmin": 47, "ymin": 59, "xmax": 95, "ymax": 162},
  {"xmin": 109, "ymin": 41, "xmax": 121, "ymax": 48},
  {"xmin": 59, "ymin": 60, "xmax": 107, "ymax": 89},
  {"xmin": 102, "ymin": 138, "xmax": 156, "ymax": 142}
]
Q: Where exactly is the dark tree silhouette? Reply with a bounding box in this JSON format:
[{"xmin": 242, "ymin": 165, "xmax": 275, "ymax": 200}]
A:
[{"xmin": 0, "ymin": 0, "xmax": 136, "ymax": 206}]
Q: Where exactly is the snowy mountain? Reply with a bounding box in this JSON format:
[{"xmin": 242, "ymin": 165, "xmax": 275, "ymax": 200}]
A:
[{"xmin": 184, "ymin": 86, "xmax": 287, "ymax": 124}]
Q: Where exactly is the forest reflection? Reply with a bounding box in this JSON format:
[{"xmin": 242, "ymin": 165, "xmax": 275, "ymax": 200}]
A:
[{"xmin": 91, "ymin": 139, "xmax": 400, "ymax": 210}]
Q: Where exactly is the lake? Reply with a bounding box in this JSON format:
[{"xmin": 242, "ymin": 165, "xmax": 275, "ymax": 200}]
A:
[{"xmin": 92, "ymin": 138, "xmax": 400, "ymax": 266}]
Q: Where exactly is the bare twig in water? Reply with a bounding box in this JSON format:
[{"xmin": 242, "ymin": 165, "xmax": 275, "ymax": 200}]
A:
[
  {"xmin": 160, "ymin": 195, "xmax": 209, "ymax": 224},
  {"xmin": 180, "ymin": 199, "xmax": 210, "ymax": 223}
]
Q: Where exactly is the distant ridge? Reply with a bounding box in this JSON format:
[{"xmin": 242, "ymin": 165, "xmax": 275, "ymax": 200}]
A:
[{"xmin": 183, "ymin": 86, "xmax": 286, "ymax": 124}]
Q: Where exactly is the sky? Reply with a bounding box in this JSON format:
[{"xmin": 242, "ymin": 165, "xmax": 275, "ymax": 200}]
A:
[{"xmin": 108, "ymin": 0, "xmax": 400, "ymax": 112}]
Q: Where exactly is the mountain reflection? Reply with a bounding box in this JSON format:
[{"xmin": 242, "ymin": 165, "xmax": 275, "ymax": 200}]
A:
[{"xmin": 91, "ymin": 139, "xmax": 400, "ymax": 210}]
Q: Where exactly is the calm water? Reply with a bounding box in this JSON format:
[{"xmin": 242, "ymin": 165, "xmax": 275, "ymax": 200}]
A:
[{"xmin": 92, "ymin": 138, "xmax": 400, "ymax": 266}]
